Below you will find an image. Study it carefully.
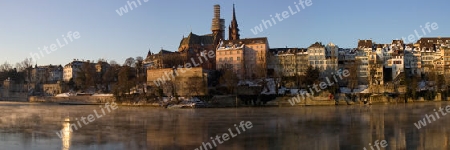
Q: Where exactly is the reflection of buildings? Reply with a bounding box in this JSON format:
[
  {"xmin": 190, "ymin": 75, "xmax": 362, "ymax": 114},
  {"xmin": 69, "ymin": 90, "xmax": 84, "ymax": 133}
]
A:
[{"xmin": 3, "ymin": 103, "xmax": 450, "ymax": 149}]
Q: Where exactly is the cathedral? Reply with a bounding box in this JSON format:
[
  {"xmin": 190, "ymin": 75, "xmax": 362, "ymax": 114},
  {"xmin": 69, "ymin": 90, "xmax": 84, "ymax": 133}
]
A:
[{"xmin": 146, "ymin": 4, "xmax": 241, "ymax": 71}]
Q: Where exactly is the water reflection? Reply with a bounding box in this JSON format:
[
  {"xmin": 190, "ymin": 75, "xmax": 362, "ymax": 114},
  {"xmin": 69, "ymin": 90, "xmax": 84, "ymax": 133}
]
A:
[
  {"xmin": 61, "ymin": 118, "xmax": 71, "ymax": 150},
  {"xmin": 0, "ymin": 102, "xmax": 449, "ymax": 149}
]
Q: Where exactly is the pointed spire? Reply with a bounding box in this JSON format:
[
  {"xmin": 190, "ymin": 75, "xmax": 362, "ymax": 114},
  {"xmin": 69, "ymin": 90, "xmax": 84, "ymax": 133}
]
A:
[
  {"xmin": 232, "ymin": 3, "xmax": 237, "ymax": 21},
  {"xmin": 147, "ymin": 48, "xmax": 152, "ymax": 57},
  {"xmin": 229, "ymin": 4, "xmax": 240, "ymax": 40}
]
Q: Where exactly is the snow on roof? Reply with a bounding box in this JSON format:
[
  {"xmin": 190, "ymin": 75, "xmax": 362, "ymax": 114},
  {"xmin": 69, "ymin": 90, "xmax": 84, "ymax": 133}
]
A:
[
  {"xmin": 92, "ymin": 94, "xmax": 114, "ymax": 97},
  {"xmin": 55, "ymin": 93, "xmax": 70, "ymax": 97},
  {"xmin": 261, "ymin": 78, "xmax": 277, "ymax": 95},
  {"xmin": 340, "ymin": 85, "xmax": 369, "ymax": 94}
]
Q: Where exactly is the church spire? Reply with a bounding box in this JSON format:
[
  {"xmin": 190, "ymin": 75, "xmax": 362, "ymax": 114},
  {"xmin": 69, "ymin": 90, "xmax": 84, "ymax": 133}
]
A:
[
  {"xmin": 232, "ymin": 4, "xmax": 237, "ymax": 22},
  {"xmin": 228, "ymin": 4, "xmax": 240, "ymax": 40}
]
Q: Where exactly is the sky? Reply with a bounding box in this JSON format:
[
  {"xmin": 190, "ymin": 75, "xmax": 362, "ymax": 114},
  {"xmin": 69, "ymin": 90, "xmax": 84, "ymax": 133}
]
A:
[{"xmin": 0, "ymin": 0, "xmax": 449, "ymax": 66}]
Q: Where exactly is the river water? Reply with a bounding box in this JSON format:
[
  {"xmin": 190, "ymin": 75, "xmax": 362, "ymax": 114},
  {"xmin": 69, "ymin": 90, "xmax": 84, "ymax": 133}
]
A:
[{"xmin": 0, "ymin": 101, "xmax": 449, "ymax": 150}]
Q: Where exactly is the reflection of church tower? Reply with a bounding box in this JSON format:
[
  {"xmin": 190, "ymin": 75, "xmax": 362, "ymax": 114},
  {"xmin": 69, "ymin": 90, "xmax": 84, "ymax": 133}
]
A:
[
  {"xmin": 228, "ymin": 4, "xmax": 240, "ymax": 40},
  {"xmin": 211, "ymin": 4, "xmax": 225, "ymax": 46}
]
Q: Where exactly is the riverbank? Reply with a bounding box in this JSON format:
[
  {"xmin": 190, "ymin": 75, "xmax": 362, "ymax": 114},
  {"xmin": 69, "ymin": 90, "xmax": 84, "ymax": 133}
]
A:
[{"xmin": 1, "ymin": 94, "xmax": 447, "ymax": 108}]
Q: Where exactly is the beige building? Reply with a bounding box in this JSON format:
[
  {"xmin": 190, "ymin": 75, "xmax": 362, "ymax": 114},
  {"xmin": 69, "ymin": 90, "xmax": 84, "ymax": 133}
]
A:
[
  {"xmin": 404, "ymin": 44, "xmax": 421, "ymax": 78},
  {"xmin": 269, "ymin": 48, "xmax": 308, "ymax": 77},
  {"xmin": 216, "ymin": 44, "xmax": 244, "ymax": 78},
  {"xmin": 356, "ymin": 40, "xmax": 373, "ymax": 84},
  {"xmin": 43, "ymin": 83, "xmax": 62, "ymax": 96},
  {"xmin": 369, "ymin": 44, "xmax": 384, "ymax": 85},
  {"xmin": 442, "ymin": 46, "xmax": 450, "ymax": 79},
  {"xmin": 308, "ymin": 42, "xmax": 339, "ymax": 78},
  {"xmin": 414, "ymin": 37, "xmax": 450, "ymax": 75},
  {"xmin": 147, "ymin": 67, "xmax": 208, "ymax": 96},
  {"xmin": 216, "ymin": 37, "xmax": 269, "ymax": 79}
]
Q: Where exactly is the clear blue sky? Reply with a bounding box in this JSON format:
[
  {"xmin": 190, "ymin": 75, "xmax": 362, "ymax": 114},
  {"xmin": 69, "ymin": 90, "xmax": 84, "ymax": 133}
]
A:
[{"xmin": 1, "ymin": 0, "xmax": 449, "ymax": 66}]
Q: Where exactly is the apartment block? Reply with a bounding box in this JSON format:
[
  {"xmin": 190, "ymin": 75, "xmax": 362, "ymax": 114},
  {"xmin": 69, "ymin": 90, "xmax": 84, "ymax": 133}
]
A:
[{"xmin": 216, "ymin": 37, "xmax": 269, "ymax": 79}]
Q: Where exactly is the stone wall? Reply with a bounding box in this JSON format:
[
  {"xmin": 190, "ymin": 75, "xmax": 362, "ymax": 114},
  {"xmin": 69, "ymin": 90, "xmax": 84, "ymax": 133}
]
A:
[
  {"xmin": 147, "ymin": 67, "xmax": 207, "ymax": 96},
  {"xmin": 270, "ymin": 96, "xmax": 335, "ymax": 106},
  {"xmin": 0, "ymin": 86, "xmax": 28, "ymax": 102}
]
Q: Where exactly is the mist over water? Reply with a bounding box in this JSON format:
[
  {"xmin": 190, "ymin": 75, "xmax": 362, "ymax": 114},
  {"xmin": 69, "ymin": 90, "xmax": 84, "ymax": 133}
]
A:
[{"xmin": 0, "ymin": 102, "xmax": 449, "ymax": 150}]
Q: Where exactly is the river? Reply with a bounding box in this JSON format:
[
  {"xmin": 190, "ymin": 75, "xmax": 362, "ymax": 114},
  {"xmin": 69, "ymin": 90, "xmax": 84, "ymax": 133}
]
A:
[{"xmin": 0, "ymin": 101, "xmax": 449, "ymax": 150}]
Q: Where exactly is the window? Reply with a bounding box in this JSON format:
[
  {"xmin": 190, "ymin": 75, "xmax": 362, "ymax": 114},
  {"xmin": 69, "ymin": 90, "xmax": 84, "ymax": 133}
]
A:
[
  {"xmin": 237, "ymin": 51, "xmax": 240, "ymax": 54},
  {"xmin": 230, "ymin": 51, "xmax": 233, "ymax": 54},
  {"xmin": 219, "ymin": 58, "xmax": 222, "ymax": 62},
  {"xmin": 237, "ymin": 57, "xmax": 240, "ymax": 61},
  {"xmin": 230, "ymin": 57, "xmax": 233, "ymax": 61}
]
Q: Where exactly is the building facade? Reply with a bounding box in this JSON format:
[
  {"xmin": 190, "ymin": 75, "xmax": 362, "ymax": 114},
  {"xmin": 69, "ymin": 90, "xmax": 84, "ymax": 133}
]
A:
[
  {"xmin": 30, "ymin": 65, "xmax": 63, "ymax": 84},
  {"xmin": 269, "ymin": 48, "xmax": 308, "ymax": 77},
  {"xmin": 63, "ymin": 60, "xmax": 84, "ymax": 82},
  {"xmin": 216, "ymin": 37, "xmax": 269, "ymax": 79}
]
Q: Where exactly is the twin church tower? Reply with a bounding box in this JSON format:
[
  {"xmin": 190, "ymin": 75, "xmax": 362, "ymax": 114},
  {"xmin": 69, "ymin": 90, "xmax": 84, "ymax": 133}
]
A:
[
  {"xmin": 211, "ymin": 4, "xmax": 240, "ymax": 46},
  {"xmin": 176, "ymin": 4, "xmax": 241, "ymax": 70},
  {"xmin": 179, "ymin": 4, "xmax": 241, "ymax": 52}
]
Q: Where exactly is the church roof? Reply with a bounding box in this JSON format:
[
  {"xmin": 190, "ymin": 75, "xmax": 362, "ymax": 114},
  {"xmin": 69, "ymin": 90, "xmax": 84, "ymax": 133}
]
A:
[
  {"xmin": 223, "ymin": 37, "xmax": 268, "ymax": 45},
  {"xmin": 178, "ymin": 32, "xmax": 214, "ymax": 49}
]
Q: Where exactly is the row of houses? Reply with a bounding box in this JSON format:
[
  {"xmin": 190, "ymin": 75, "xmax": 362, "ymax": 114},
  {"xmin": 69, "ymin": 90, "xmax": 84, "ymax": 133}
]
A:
[
  {"xmin": 264, "ymin": 38, "xmax": 450, "ymax": 86},
  {"xmin": 28, "ymin": 59, "xmax": 111, "ymax": 84}
]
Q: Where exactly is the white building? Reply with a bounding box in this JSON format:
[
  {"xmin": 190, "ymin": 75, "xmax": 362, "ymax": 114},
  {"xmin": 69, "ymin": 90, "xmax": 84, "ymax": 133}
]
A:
[
  {"xmin": 308, "ymin": 42, "xmax": 339, "ymax": 78},
  {"xmin": 30, "ymin": 65, "xmax": 63, "ymax": 84},
  {"xmin": 63, "ymin": 60, "xmax": 84, "ymax": 82}
]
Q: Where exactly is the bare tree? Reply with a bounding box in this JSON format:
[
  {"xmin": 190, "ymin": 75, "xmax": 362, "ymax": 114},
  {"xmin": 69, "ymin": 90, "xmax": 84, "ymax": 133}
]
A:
[
  {"xmin": 75, "ymin": 61, "xmax": 96, "ymax": 91},
  {"xmin": 102, "ymin": 64, "xmax": 118, "ymax": 93},
  {"xmin": 20, "ymin": 58, "xmax": 33, "ymax": 90},
  {"xmin": 161, "ymin": 53, "xmax": 186, "ymax": 68},
  {"xmin": 135, "ymin": 56, "xmax": 146, "ymax": 94},
  {"xmin": 219, "ymin": 68, "xmax": 239, "ymax": 94},
  {"xmin": 124, "ymin": 57, "xmax": 135, "ymax": 67},
  {"xmin": 184, "ymin": 76, "xmax": 205, "ymax": 97},
  {"xmin": 110, "ymin": 60, "xmax": 118, "ymax": 66},
  {"xmin": 252, "ymin": 64, "xmax": 266, "ymax": 79},
  {"xmin": 347, "ymin": 60, "xmax": 360, "ymax": 93},
  {"xmin": 304, "ymin": 65, "xmax": 320, "ymax": 86},
  {"xmin": 0, "ymin": 61, "xmax": 12, "ymax": 72}
]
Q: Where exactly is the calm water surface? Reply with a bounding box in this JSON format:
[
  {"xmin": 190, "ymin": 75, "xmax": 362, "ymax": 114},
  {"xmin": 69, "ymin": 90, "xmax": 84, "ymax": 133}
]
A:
[{"xmin": 0, "ymin": 101, "xmax": 449, "ymax": 150}]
